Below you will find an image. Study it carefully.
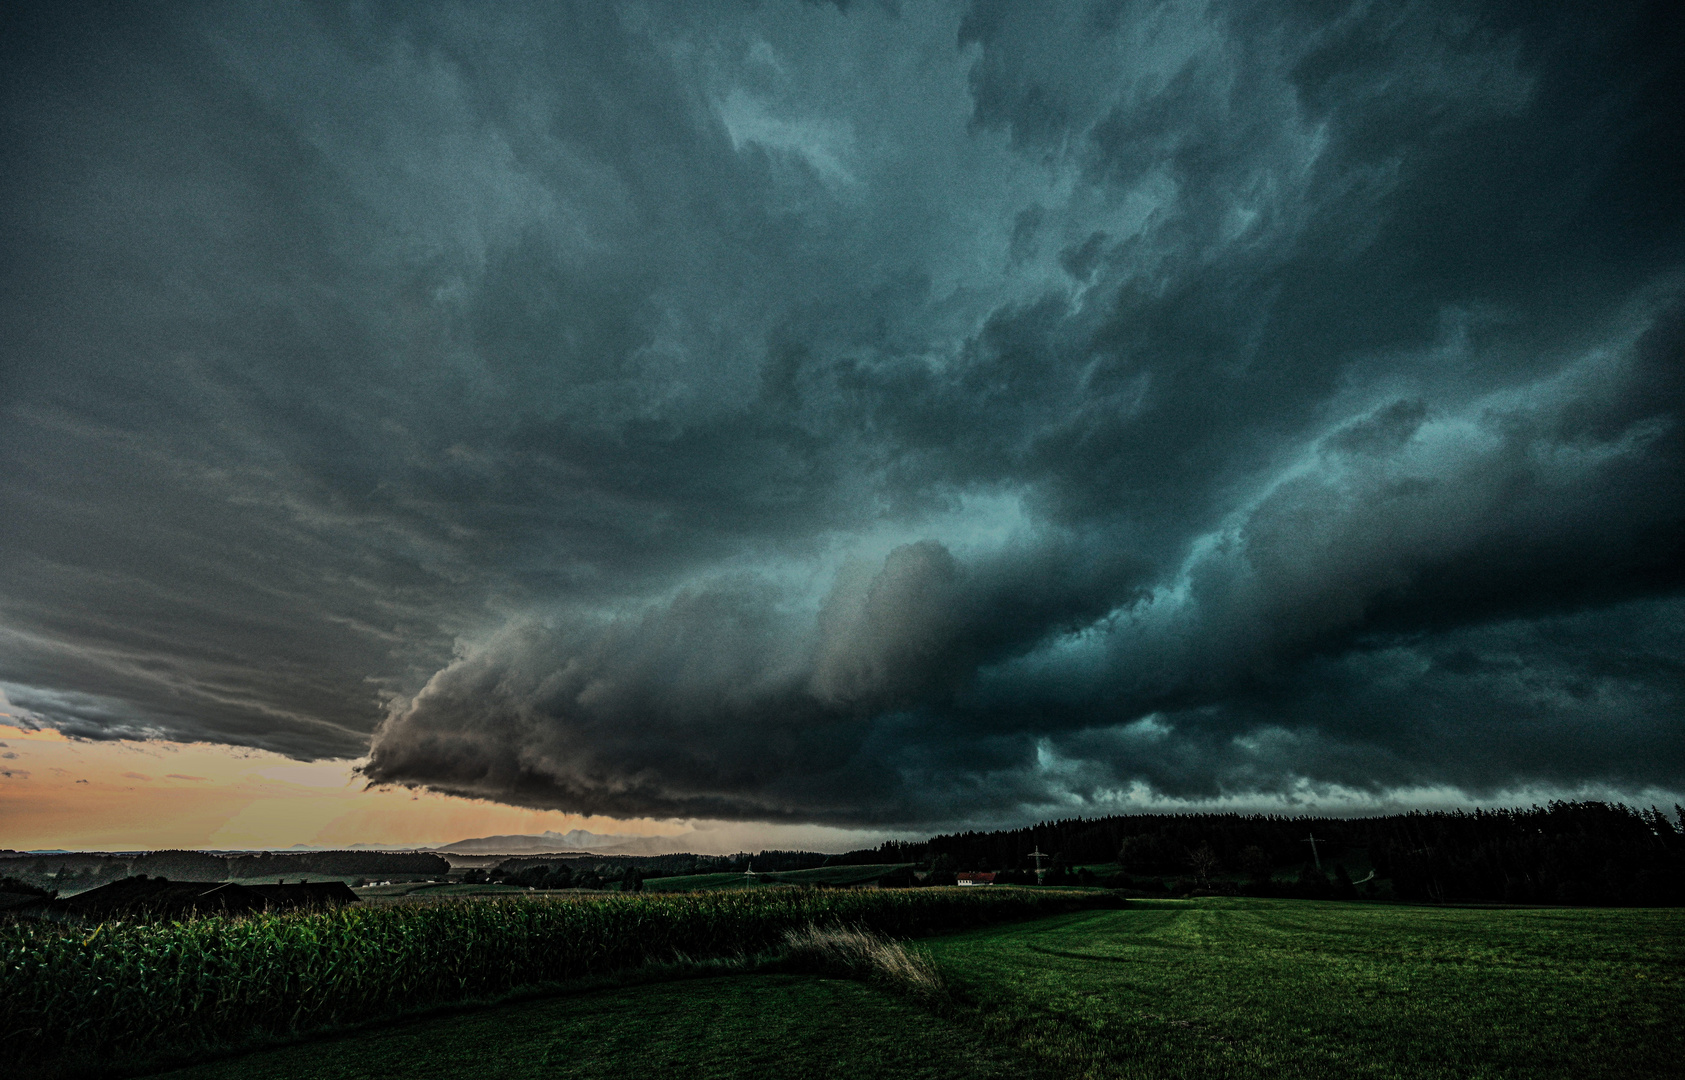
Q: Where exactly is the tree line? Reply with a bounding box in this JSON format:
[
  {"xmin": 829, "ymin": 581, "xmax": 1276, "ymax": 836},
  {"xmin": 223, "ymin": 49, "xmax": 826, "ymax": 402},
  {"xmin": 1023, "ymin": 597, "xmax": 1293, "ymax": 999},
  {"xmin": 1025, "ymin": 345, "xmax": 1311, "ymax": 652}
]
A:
[
  {"xmin": 832, "ymin": 801, "xmax": 1685, "ymax": 905},
  {"xmin": 0, "ymin": 850, "xmax": 451, "ymax": 891}
]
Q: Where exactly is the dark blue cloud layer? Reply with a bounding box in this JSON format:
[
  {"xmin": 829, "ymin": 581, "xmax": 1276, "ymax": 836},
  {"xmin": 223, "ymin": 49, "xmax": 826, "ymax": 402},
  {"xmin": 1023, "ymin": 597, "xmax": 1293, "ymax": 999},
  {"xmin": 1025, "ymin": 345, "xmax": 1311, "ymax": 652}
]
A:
[{"xmin": 1, "ymin": 0, "xmax": 1680, "ymax": 825}]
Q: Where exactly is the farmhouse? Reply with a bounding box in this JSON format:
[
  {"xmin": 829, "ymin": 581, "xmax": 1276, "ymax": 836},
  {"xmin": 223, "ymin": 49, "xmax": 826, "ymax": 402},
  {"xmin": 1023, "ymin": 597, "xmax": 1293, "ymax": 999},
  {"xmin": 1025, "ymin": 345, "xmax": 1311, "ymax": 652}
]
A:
[{"xmin": 955, "ymin": 872, "xmax": 996, "ymax": 886}]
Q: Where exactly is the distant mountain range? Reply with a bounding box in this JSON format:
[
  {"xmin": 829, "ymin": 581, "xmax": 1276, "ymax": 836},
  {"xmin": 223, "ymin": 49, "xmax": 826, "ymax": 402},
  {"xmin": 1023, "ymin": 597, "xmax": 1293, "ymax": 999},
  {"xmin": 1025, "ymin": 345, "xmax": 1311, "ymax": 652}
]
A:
[{"xmin": 430, "ymin": 828, "xmax": 690, "ymax": 855}]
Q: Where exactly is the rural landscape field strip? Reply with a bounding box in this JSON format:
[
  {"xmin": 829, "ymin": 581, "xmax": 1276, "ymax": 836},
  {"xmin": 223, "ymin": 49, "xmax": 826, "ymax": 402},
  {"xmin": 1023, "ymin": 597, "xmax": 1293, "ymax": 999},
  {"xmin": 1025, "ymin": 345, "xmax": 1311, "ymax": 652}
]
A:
[
  {"xmin": 0, "ymin": 886, "xmax": 1112, "ymax": 1077},
  {"xmin": 923, "ymin": 899, "xmax": 1685, "ymax": 1080},
  {"xmin": 151, "ymin": 974, "xmax": 1032, "ymax": 1080},
  {"xmin": 642, "ymin": 863, "xmax": 914, "ymax": 892},
  {"xmin": 117, "ymin": 897, "xmax": 1685, "ymax": 1080}
]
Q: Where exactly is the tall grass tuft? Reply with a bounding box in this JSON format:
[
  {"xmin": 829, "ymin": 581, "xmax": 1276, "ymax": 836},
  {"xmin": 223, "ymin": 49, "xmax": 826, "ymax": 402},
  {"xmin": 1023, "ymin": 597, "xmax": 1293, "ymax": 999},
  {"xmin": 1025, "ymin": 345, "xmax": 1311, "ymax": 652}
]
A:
[
  {"xmin": 1, "ymin": 886, "xmax": 1114, "ymax": 1076},
  {"xmin": 781, "ymin": 923, "xmax": 947, "ymax": 1001}
]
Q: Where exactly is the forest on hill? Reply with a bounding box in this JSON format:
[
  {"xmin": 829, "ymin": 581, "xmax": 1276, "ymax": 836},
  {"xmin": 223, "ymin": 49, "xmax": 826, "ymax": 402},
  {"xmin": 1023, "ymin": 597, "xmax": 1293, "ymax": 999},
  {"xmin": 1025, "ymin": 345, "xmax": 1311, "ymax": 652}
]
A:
[
  {"xmin": 0, "ymin": 850, "xmax": 450, "ymax": 892},
  {"xmin": 6, "ymin": 802, "xmax": 1681, "ymax": 906},
  {"xmin": 836, "ymin": 801, "xmax": 1685, "ymax": 905}
]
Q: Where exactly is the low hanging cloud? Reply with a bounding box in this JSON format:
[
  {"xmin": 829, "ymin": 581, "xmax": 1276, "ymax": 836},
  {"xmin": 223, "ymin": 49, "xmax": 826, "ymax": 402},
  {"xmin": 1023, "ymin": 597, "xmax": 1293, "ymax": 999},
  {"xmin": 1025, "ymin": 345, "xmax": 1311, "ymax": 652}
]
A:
[
  {"xmin": 366, "ymin": 304, "xmax": 1684, "ymax": 823},
  {"xmin": 2, "ymin": 0, "xmax": 1681, "ymax": 828}
]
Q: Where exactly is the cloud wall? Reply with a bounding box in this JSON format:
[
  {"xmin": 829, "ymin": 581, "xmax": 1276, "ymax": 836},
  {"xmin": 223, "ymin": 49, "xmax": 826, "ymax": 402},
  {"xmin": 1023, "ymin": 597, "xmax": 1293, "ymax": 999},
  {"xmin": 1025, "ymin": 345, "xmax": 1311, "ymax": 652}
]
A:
[{"xmin": 2, "ymin": 0, "xmax": 1680, "ymax": 826}]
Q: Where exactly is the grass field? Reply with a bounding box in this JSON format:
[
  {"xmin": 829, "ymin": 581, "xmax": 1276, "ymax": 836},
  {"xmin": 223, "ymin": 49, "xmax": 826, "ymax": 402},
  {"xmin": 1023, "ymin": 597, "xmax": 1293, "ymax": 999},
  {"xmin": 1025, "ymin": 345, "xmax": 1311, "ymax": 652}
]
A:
[
  {"xmin": 142, "ymin": 897, "xmax": 1682, "ymax": 1080},
  {"xmin": 925, "ymin": 898, "xmax": 1682, "ymax": 1079},
  {"xmin": 642, "ymin": 863, "xmax": 913, "ymax": 891},
  {"xmin": 353, "ymin": 881, "xmax": 527, "ymax": 901},
  {"xmin": 153, "ymin": 974, "xmax": 1027, "ymax": 1080}
]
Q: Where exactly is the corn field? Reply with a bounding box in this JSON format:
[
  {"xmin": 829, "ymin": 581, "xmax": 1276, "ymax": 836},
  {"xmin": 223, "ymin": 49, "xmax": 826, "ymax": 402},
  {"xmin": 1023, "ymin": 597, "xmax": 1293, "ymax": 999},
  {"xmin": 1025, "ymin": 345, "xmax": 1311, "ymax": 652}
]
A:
[{"xmin": 1, "ymin": 886, "xmax": 1113, "ymax": 1074}]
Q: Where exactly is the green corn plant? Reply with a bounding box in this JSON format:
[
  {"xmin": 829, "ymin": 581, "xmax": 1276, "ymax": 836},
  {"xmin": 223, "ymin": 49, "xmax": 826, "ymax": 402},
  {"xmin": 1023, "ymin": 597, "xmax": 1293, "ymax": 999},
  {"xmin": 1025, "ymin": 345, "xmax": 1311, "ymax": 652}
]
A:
[{"xmin": 2, "ymin": 886, "xmax": 1115, "ymax": 1074}]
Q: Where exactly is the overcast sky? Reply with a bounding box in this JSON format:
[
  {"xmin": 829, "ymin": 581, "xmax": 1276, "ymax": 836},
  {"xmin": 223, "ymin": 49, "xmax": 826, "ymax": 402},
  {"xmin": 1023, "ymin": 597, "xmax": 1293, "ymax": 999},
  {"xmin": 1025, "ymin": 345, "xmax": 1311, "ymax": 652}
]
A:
[{"xmin": 2, "ymin": 0, "xmax": 1680, "ymax": 834}]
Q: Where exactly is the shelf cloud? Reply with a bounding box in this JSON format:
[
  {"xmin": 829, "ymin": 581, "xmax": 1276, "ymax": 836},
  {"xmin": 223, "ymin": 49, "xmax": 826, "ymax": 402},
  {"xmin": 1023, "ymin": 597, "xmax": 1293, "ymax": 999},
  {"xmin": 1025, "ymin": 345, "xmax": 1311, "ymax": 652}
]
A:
[{"xmin": 2, "ymin": 0, "xmax": 1680, "ymax": 827}]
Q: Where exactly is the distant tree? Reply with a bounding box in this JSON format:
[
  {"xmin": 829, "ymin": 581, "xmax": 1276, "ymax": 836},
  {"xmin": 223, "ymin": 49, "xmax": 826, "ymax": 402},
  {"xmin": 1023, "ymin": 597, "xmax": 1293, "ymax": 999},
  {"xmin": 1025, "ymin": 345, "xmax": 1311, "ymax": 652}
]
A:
[
  {"xmin": 1043, "ymin": 854, "xmax": 1071, "ymax": 886},
  {"xmin": 0, "ymin": 875, "xmax": 52, "ymax": 898},
  {"xmin": 1295, "ymin": 863, "xmax": 1332, "ymax": 900},
  {"xmin": 622, "ymin": 867, "xmax": 644, "ymax": 893},
  {"xmin": 1119, "ymin": 832, "xmax": 1179, "ymax": 876},
  {"xmin": 1187, "ymin": 844, "xmax": 1220, "ymax": 887},
  {"xmin": 1239, "ymin": 846, "xmax": 1273, "ymax": 882},
  {"xmin": 1332, "ymin": 864, "xmax": 1359, "ymax": 901}
]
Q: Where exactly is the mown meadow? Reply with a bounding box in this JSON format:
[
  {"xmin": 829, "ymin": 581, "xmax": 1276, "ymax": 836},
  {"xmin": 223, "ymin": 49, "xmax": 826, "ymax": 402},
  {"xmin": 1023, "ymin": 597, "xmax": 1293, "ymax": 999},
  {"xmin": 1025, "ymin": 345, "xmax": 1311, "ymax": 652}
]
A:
[
  {"xmin": 925, "ymin": 898, "xmax": 1683, "ymax": 1079},
  {"xmin": 1, "ymin": 885, "xmax": 1111, "ymax": 1078},
  {"xmin": 144, "ymin": 896, "xmax": 1685, "ymax": 1080}
]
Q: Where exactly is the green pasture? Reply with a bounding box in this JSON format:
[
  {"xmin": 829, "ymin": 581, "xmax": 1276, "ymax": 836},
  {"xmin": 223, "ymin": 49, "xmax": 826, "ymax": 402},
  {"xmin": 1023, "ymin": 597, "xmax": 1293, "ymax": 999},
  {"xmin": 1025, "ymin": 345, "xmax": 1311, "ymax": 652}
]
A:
[
  {"xmin": 353, "ymin": 881, "xmax": 526, "ymax": 900},
  {"xmin": 145, "ymin": 897, "xmax": 1681, "ymax": 1080},
  {"xmin": 642, "ymin": 862, "xmax": 914, "ymax": 891},
  {"xmin": 154, "ymin": 974, "xmax": 1022, "ymax": 1080},
  {"xmin": 925, "ymin": 898, "xmax": 1682, "ymax": 1079},
  {"xmin": 636, "ymin": 871, "xmax": 757, "ymax": 891}
]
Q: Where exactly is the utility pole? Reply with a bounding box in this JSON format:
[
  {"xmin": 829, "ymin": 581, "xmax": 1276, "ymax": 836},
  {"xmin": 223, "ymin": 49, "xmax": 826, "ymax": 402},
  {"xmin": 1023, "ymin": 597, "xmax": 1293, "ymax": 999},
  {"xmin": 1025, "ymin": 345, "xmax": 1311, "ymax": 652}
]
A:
[
  {"xmin": 1303, "ymin": 832, "xmax": 1322, "ymax": 871},
  {"xmin": 1027, "ymin": 846, "xmax": 1049, "ymax": 881}
]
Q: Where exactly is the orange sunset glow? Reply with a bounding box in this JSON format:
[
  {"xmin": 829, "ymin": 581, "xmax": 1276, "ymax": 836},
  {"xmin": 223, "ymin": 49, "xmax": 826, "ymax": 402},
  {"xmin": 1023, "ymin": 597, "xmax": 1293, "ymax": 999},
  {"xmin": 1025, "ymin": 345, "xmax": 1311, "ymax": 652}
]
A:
[
  {"xmin": 0, "ymin": 724, "xmax": 668, "ymax": 852},
  {"xmin": 0, "ymin": 723, "xmax": 886, "ymax": 854}
]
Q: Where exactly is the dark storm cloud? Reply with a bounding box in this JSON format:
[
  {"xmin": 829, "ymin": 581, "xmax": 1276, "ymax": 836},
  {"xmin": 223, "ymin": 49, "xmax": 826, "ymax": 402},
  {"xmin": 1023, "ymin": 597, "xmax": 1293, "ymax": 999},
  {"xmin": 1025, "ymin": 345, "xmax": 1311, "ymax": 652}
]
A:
[{"xmin": 1, "ymin": 0, "xmax": 1680, "ymax": 826}]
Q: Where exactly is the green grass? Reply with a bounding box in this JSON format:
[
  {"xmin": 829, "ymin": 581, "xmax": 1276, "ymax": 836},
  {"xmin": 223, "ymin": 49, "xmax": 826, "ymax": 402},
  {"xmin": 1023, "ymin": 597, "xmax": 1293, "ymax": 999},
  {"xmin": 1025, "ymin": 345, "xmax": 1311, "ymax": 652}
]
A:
[
  {"xmin": 151, "ymin": 974, "xmax": 1029, "ymax": 1080},
  {"xmin": 642, "ymin": 863, "xmax": 913, "ymax": 891},
  {"xmin": 228, "ymin": 874, "xmax": 401, "ymax": 886},
  {"xmin": 638, "ymin": 871, "xmax": 759, "ymax": 891},
  {"xmin": 136, "ymin": 897, "xmax": 1684, "ymax": 1080},
  {"xmin": 352, "ymin": 882, "xmax": 526, "ymax": 900},
  {"xmin": 773, "ymin": 863, "xmax": 917, "ymax": 887},
  {"xmin": 924, "ymin": 898, "xmax": 1683, "ymax": 1079},
  {"xmin": 2, "ymin": 885, "xmax": 1109, "ymax": 1077}
]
